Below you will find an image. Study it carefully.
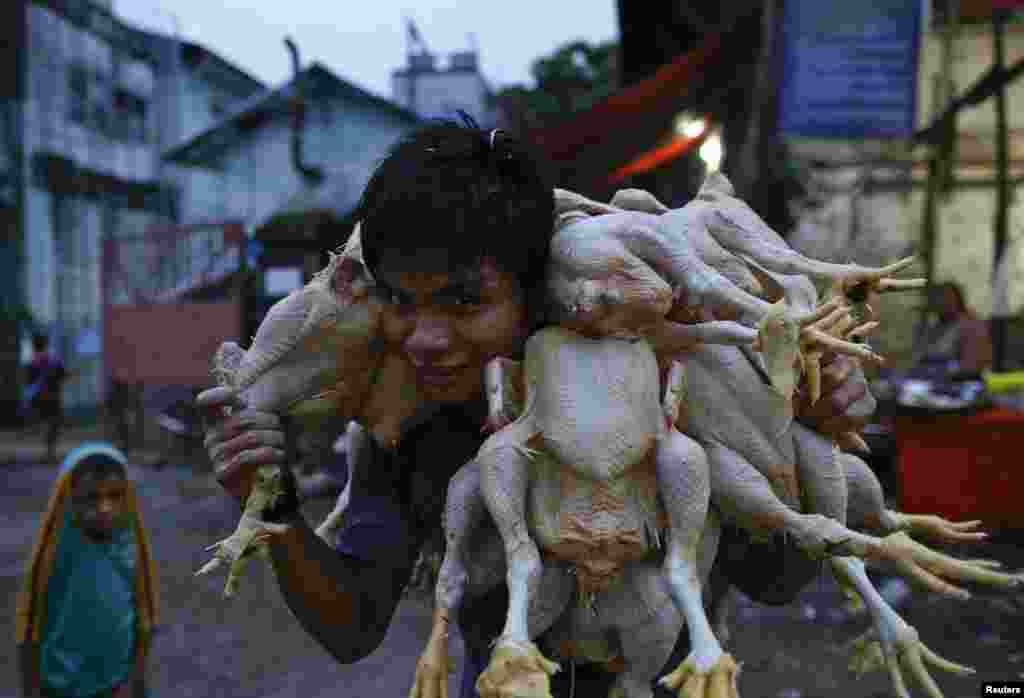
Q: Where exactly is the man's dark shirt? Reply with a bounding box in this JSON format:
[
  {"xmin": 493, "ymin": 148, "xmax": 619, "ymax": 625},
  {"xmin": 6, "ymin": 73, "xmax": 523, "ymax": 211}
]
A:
[
  {"xmin": 333, "ymin": 401, "xmax": 821, "ymax": 697},
  {"xmin": 26, "ymin": 351, "xmax": 67, "ymax": 417}
]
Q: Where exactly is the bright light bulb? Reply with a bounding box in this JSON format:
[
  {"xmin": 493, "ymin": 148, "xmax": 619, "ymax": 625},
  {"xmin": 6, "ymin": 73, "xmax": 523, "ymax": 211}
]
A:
[
  {"xmin": 682, "ymin": 119, "xmax": 706, "ymax": 139},
  {"xmin": 699, "ymin": 132, "xmax": 723, "ymax": 171},
  {"xmin": 674, "ymin": 112, "xmax": 707, "ymax": 139}
]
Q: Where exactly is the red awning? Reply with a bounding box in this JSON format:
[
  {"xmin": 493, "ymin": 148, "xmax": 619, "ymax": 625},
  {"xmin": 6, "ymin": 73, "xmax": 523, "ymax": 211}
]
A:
[
  {"xmin": 608, "ymin": 127, "xmax": 708, "ymax": 184},
  {"xmin": 528, "ymin": 31, "xmax": 724, "ymax": 164}
]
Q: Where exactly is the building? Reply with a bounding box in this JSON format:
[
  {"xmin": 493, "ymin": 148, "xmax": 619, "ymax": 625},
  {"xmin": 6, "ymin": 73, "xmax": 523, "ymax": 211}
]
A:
[
  {"xmin": 160, "ymin": 62, "xmax": 419, "ymax": 348},
  {"xmin": 785, "ymin": 6, "xmax": 1024, "ymax": 367},
  {"xmin": 391, "ymin": 45, "xmax": 497, "ymax": 127},
  {"xmin": 165, "ymin": 62, "xmax": 418, "ymax": 233},
  {"xmin": 603, "ymin": 0, "xmax": 1024, "ymax": 366},
  {"xmin": 138, "ymin": 31, "xmax": 266, "ymax": 219},
  {"xmin": 0, "ymin": 2, "xmax": 30, "ymax": 424},
  {"xmin": 21, "ymin": 0, "xmax": 169, "ymax": 416},
  {"xmin": 12, "ymin": 0, "xmax": 264, "ymax": 418}
]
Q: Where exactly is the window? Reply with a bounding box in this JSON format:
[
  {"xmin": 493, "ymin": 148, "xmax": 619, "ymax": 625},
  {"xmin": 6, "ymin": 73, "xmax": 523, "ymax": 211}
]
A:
[
  {"xmin": 67, "ymin": 65, "xmax": 89, "ymax": 125},
  {"xmin": 209, "ymin": 96, "xmax": 228, "ymax": 120},
  {"xmin": 113, "ymin": 89, "xmax": 147, "ymax": 143},
  {"xmin": 67, "ymin": 63, "xmax": 114, "ymax": 135},
  {"xmin": 92, "ymin": 103, "xmax": 110, "ymax": 134}
]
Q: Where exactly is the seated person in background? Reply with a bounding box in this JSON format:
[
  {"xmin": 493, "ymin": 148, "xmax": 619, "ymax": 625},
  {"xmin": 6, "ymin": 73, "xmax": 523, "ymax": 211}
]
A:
[{"xmin": 911, "ymin": 281, "xmax": 992, "ymax": 378}]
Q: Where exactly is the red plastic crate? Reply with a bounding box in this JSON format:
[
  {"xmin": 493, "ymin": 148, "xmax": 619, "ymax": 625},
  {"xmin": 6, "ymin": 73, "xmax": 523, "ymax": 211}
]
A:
[{"xmin": 895, "ymin": 408, "xmax": 1024, "ymax": 531}]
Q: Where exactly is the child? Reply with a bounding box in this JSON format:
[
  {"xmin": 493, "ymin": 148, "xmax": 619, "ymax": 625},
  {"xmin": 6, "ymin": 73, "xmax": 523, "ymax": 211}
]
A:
[{"xmin": 16, "ymin": 443, "xmax": 158, "ymax": 698}]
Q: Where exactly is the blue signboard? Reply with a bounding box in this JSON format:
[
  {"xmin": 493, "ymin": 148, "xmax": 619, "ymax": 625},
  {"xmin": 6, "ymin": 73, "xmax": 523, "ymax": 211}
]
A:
[{"xmin": 779, "ymin": 1, "xmax": 924, "ymax": 139}]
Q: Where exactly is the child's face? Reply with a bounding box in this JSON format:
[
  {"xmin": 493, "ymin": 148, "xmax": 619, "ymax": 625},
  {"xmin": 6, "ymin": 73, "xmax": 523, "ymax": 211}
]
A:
[{"xmin": 71, "ymin": 473, "xmax": 130, "ymax": 540}]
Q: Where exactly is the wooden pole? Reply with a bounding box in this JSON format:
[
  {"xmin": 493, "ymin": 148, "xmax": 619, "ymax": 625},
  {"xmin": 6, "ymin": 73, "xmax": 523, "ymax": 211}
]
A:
[
  {"xmin": 917, "ymin": 1, "xmax": 958, "ymax": 342},
  {"xmin": 992, "ymin": 9, "xmax": 1009, "ymax": 371},
  {"xmin": 733, "ymin": 0, "xmax": 777, "ymax": 200}
]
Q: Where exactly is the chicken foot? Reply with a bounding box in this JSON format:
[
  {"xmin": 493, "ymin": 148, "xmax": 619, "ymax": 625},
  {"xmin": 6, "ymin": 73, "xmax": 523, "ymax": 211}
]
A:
[
  {"xmin": 707, "ymin": 439, "xmax": 1020, "ymax": 600},
  {"xmin": 476, "ymin": 445, "xmax": 561, "ymax": 698},
  {"xmin": 792, "ymin": 424, "xmax": 978, "ymax": 698},
  {"xmin": 832, "ymin": 557, "xmax": 974, "ymax": 698},
  {"xmin": 655, "ymin": 418, "xmax": 739, "ymax": 698}
]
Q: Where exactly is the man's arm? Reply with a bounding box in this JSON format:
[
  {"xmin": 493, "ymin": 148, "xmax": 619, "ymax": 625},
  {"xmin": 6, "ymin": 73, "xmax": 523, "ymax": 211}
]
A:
[
  {"xmin": 199, "ymin": 387, "xmax": 419, "ymax": 664},
  {"xmin": 959, "ymin": 317, "xmax": 993, "ymax": 372},
  {"xmin": 268, "ymin": 511, "xmax": 417, "ymax": 663}
]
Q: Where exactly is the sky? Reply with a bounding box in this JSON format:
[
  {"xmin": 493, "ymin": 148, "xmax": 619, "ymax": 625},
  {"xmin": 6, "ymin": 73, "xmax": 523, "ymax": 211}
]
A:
[{"xmin": 113, "ymin": 0, "xmax": 620, "ymax": 98}]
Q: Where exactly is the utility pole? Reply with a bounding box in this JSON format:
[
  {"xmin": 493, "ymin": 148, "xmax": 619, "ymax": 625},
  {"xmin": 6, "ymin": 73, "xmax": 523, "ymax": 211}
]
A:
[
  {"xmin": 733, "ymin": 0, "xmax": 778, "ymax": 201},
  {"xmin": 918, "ymin": 0, "xmax": 959, "ymax": 343},
  {"xmin": 992, "ymin": 8, "xmax": 1010, "ymax": 371}
]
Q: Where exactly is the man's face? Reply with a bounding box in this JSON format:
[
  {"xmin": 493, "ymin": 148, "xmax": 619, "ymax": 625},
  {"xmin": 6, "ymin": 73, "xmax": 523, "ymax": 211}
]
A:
[
  {"xmin": 374, "ymin": 258, "xmax": 528, "ymax": 405},
  {"xmin": 71, "ymin": 473, "xmax": 130, "ymax": 541}
]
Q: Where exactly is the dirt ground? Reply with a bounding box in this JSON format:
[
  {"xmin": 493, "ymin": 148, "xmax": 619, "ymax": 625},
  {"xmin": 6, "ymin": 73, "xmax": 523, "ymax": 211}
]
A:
[
  {"xmin": 722, "ymin": 535, "xmax": 1024, "ymax": 698},
  {"xmin": 1, "ymin": 459, "xmax": 1021, "ymax": 698}
]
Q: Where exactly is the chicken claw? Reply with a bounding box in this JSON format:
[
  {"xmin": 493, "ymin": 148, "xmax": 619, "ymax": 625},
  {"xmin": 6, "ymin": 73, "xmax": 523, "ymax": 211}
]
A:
[
  {"xmin": 476, "ymin": 640, "xmax": 560, "ymax": 698},
  {"xmin": 876, "ymin": 532, "xmax": 1024, "ymax": 599},
  {"xmin": 409, "ymin": 606, "xmax": 455, "ymax": 698},
  {"xmin": 659, "ymin": 653, "xmax": 740, "ymax": 698},
  {"xmin": 889, "ymin": 513, "xmax": 989, "ymax": 545},
  {"xmin": 829, "ymin": 257, "xmax": 925, "ymax": 303},
  {"xmin": 796, "ymin": 302, "xmax": 882, "ymax": 404},
  {"xmin": 848, "ymin": 625, "xmax": 974, "ymax": 698}
]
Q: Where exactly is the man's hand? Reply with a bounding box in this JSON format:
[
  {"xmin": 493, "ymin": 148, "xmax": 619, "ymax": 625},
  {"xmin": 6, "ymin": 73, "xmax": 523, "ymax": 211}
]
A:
[
  {"xmin": 794, "ymin": 353, "xmax": 874, "ymax": 441},
  {"xmin": 197, "ymin": 386, "xmax": 287, "ymax": 503}
]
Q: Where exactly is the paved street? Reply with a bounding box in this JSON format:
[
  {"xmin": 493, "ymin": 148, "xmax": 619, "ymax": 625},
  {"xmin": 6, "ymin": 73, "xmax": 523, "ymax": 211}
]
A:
[{"xmin": 1, "ymin": 453, "xmax": 1022, "ymax": 698}]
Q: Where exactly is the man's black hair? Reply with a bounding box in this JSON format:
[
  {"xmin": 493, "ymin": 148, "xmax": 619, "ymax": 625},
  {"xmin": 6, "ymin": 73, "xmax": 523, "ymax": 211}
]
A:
[
  {"xmin": 354, "ymin": 114, "xmax": 554, "ymax": 305},
  {"xmin": 70, "ymin": 453, "xmax": 128, "ymax": 487},
  {"xmin": 31, "ymin": 332, "xmax": 49, "ymax": 352}
]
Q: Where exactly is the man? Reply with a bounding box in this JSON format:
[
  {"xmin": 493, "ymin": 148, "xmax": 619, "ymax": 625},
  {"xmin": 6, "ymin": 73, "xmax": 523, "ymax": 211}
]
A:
[
  {"xmin": 24, "ymin": 333, "xmax": 68, "ymax": 465},
  {"xmin": 199, "ymin": 118, "xmax": 870, "ymax": 697}
]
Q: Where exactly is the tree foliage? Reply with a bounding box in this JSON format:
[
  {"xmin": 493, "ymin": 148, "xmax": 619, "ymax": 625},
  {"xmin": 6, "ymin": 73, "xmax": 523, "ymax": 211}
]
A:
[{"xmin": 496, "ymin": 39, "xmax": 619, "ymax": 131}]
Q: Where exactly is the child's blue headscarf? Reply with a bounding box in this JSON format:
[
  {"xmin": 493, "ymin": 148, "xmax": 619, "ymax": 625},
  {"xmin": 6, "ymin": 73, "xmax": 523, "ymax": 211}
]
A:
[{"xmin": 59, "ymin": 442, "xmax": 129, "ymax": 476}]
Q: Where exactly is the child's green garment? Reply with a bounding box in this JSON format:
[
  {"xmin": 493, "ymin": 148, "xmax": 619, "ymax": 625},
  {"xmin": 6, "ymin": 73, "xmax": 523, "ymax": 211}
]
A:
[{"xmin": 15, "ymin": 443, "xmax": 158, "ymax": 698}]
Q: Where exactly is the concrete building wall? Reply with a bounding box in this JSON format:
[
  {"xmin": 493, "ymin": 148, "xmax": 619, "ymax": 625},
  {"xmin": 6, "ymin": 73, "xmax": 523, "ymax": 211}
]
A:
[
  {"xmin": 392, "ymin": 51, "xmax": 495, "ymax": 128},
  {"xmin": 393, "ymin": 70, "xmax": 494, "ymax": 126},
  {"xmin": 177, "ymin": 97, "xmax": 414, "ymax": 228},
  {"xmin": 24, "ymin": 5, "xmax": 159, "ymax": 183},
  {"xmin": 22, "ymin": 2, "xmax": 164, "ymax": 410},
  {"xmin": 785, "ymin": 23, "xmax": 1024, "ymax": 366},
  {"xmin": 172, "ymin": 68, "xmax": 256, "ymax": 146}
]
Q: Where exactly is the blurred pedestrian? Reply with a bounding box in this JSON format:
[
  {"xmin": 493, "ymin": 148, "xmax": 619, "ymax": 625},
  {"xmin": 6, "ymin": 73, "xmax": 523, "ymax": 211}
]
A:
[
  {"xmin": 23, "ymin": 333, "xmax": 68, "ymax": 465},
  {"xmin": 911, "ymin": 281, "xmax": 993, "ymax": 377},
  {"xmin": 15, "ymin": 443, "xmax": 159, "ymax": 698}
]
